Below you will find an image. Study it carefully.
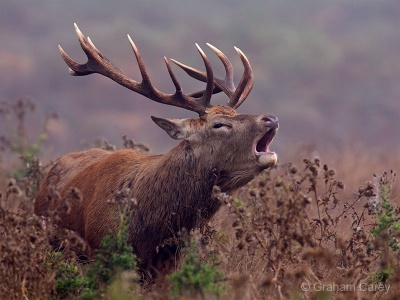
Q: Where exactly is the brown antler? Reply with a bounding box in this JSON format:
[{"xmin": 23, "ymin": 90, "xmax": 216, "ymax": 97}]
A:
[
  {"xmin": 171, "ymin": 43, "xmax": 254, "ymax": 109},
  {"xmin": 58, "ymin": 23, "xmax": 216, "ymax": 115}
]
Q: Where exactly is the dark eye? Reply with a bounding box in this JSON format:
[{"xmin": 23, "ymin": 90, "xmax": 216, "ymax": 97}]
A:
[{"xmin": 213, "ymin": 123, "xmax": 224, "ymax": 129}]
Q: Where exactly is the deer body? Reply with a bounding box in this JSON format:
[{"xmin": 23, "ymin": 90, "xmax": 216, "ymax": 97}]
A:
[{"xmin": 34, "ymin": 24, "xmax": 279, "ymax": 277}]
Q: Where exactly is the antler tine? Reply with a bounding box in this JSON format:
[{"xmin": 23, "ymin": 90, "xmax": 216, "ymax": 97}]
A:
[
  {"xmin": 171, "ymin": 44, "xmax": 253, "ymax": 109},
  {"xmin": 59, "ymin": 23, "xmax": 116, "ymax": 77},
  {"xmin": 227, "ymin": 47, "xmax": 254, "ymax": 109},
  {"xmin": 58, "ymin": 23, "xmax": 221, "ymax": 115},
  {"xmin": 171, "ymin": 43, "xmax": 236, "ymax": 97},
  {"xmin": 58, "ymin": 24, "xmax": 88, "ymax": 76},
  {"xmin": 126, "ymin": 34, "xmax": 153, "ymax": 91},
  {"xmin": 169, "ymin": 61, "xmax": 224, "ymax": 99},
  {"xmin": 194, "ymin": 43, "xmax": 214, "ymax": 108},
  {"xmin": 164, "ymin": 57, "xmax": 182, "ymax": 93},
  {"xmin": 206, "ymin": 43, "xmax": 235, "ymax": 94}
]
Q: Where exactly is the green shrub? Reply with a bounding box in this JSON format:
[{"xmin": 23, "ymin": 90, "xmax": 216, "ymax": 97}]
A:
[
  {"xmin": 168, "ymin": 241, "xmax": 225, "ymax": 299},
  {"xmin": 86, "ymin": 211, "xmax": 138, "ymax": 290},
  {"xmin": 55, "ymin": 260, "xmax": 90, "ymax": 299},
  {"xmin": 370, "ymin": 171, "xmax": 400, "ymax": 252},
  {"xmin": 368, "ymin": 171, "xmax": 399, "ymax": 285}
]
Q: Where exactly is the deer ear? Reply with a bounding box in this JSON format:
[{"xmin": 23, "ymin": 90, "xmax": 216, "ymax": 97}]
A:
[{"xmin": 151, "ymin": 116, "xmax": 187, "ymax": 140}]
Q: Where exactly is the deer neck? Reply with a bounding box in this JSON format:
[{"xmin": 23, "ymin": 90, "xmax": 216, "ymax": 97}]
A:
[
  {"xmin": 150, "ymin": 141, "xmax": 217, "ymax": 193},
  {"xmin": 133, "ymin": 141, "xmax": 220, "ymax": 224},
  {"xmin": 154, "ymin": 141, "xmax": 246, "ymax": 194}
]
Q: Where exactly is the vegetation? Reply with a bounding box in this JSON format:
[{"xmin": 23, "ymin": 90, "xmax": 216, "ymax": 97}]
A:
[
  {"xmin": 0, "ymin": 99, "xmax": 399, "ymax": 299},
  {"xmin": 168, "ymin": 239, "xmax": 225, "ymax": 299}
]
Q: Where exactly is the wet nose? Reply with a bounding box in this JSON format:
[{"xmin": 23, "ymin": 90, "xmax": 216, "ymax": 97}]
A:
[{"xmin": 262, "ymin": 115, "xmax": 279, "ymax": 129}]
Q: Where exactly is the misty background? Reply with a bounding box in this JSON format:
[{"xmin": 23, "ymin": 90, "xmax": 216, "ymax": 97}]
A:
[{"xmin": 1, "ymin": 0, "xmax": 399, "ymax": 163}]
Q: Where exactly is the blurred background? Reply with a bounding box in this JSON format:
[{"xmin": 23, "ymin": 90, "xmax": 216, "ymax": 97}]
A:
[{"xmin": 1, "ymin": 0, "xmax": 399, "ymax": 166}]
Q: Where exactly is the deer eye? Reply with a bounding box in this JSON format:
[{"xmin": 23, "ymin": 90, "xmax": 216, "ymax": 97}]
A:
[{"xmin": 213, "ymin": 123, "xmax": 225, "ymax": 129}]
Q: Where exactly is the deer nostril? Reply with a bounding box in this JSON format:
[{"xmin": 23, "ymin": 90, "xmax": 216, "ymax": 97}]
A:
[{"xmin": 262, "ymin": 116, "xmax": 279, "ymax": 128}]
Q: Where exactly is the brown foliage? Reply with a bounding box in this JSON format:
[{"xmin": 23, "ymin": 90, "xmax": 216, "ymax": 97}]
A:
[
  {"xmin": 197, "ymin": 159, "xmax": 400, "ymax": 299},
  {"xmin": 0, "ymin": 167, "xmax": 86, "ymax": 299}
]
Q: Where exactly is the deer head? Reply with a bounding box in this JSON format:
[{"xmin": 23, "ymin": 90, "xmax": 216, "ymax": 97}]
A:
[{"xmin": 58, "ymin": 24, "xmax": 278, "ymax": 192}]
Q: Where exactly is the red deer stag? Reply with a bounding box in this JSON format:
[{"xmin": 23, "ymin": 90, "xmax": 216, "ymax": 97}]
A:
[{"xmin": 34, "ymin": 24, "xmax": 279, "ymax": 278}]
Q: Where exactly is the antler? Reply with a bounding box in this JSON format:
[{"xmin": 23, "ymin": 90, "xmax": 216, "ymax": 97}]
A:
[
  {"xmin": 59, "ymin": 24, "xmax": 254, "ymax": 114},
  {"xmin": 58, "ymin": 23, "xmax": 215, "ymax": 115},
  {"xmin": 171, "ymin": 43, "xmax": 254, "ymax": 109}
]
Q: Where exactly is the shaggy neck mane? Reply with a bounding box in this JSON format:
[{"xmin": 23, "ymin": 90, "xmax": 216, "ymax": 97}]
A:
[
  {"xmin": 127, "ymin": 142, "xmax": 222, "ymax": 268},
  {"xmin": 140, "ymin": 141, "xmax": 220, "ymax": 223}
]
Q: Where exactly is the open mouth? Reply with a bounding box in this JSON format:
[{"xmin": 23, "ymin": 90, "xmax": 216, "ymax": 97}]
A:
[{"xmin": 255, "ymin": 128, "xmax": 277, "ymax": 154}]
